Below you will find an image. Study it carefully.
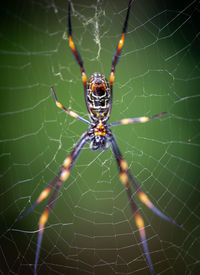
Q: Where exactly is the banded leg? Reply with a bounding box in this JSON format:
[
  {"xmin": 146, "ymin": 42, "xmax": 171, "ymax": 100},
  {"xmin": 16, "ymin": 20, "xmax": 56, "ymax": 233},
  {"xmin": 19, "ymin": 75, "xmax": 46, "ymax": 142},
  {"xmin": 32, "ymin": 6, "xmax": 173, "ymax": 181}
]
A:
[
  {"xmin": 109, "ymin": 0, "xmax": 133, "ymax": 90},
  {"xmin": 126, "ymin": 187, "xmax": 155, "ymax": 275},
  {"xmin": 108, "ymin": 112, "xmax": 168, "ymax": 127},
  {"xmin": 109, "ymin": 133, "xmax": 181, "ymax": 274},
  {"xmin": 68, "ymin": 1, "xmax": 87, "ymax": 91},
  {"xmin": 51, "ymin": 87, "xmax": 90, "ymax": 125},
  {"xmin": 128, "ymin": 173, "xmax": 181, "ymax": 227},
  {"xmin": 16, "ymin": 131, "xmax": 89, "ymax": 275}
]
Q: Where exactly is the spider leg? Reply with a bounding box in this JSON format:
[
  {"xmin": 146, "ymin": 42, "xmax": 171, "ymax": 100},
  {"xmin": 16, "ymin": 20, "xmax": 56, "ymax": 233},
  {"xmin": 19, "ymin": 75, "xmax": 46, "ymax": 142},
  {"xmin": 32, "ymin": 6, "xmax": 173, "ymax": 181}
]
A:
[
  {"xmin": 16, "ymin": 131, "xmax": 89, "ymax": 275},
  {"xmin": 126, "ymin": 187, "xmax": 155, "ymax": 275},
  {"xmin": 109, "ymin": 0, "xmax": 133, "ymax": 89},
  {"xmin": 51, "ymin": 86, "xmax": 91, "ymax": 125},
  {"xmin": 108, "ymin": 112, "xmax": 168, "ymax": 127},
  {"xmin": 109, "ymin": 133, "xmax": 181, "ymax": 274},
  {"xmin": 127, "ymin": 173, "xmax": 182, "ymax": 228},
  {"xmin": 34, "ymin": 182, "xmax": 61, "ymax": 275},
  {"xmin": 15, "ymin": 176, "xmax": 59, "ymax": 222},
  {"xmin": 68, "ymin": 1, "xmax": 87, "ymax": 89}
]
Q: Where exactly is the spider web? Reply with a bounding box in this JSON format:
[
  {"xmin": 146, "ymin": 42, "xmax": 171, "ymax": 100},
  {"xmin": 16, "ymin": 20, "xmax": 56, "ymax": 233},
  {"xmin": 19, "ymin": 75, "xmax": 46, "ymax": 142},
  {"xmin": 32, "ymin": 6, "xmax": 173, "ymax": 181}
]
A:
[{"xmin": 0, "ymin": 0, "xmax": 200, "ymax": 274}]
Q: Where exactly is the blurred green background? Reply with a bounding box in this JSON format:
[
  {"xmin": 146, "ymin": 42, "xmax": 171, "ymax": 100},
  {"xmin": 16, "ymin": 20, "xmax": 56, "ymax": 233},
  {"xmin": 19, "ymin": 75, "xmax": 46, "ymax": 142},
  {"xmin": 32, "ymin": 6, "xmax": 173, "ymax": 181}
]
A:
[{"xmin": 0, "ymin": 0, "xmax": 199, "ymax": 274}]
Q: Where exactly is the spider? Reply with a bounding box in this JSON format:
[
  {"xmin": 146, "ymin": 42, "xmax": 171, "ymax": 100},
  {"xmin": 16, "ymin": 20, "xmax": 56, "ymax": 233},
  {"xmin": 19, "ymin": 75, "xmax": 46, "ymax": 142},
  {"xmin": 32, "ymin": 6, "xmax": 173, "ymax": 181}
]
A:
[{"xmin": 17, "ymin": 1, "xmax": 181, "ymax": 274}]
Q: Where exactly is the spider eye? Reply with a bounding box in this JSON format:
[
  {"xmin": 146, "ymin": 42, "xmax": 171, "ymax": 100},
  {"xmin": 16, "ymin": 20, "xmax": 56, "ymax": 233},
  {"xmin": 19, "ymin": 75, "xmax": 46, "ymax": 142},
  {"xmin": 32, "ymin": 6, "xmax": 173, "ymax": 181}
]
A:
[{"xmin": 90, "ymin": 136, "xmax": 108, "ymax": 151}]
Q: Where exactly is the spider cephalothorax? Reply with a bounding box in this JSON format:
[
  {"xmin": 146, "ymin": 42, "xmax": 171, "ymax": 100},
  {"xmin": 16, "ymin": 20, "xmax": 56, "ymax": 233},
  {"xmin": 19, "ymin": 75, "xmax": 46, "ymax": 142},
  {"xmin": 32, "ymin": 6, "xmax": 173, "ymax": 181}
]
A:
[
  {"xmin": 17, "ymin": 1, "xmax": 181, "ymax": 275},
  {"xmin": 88, "ymin": 121, "xmax": 111, "ymax": 151}
]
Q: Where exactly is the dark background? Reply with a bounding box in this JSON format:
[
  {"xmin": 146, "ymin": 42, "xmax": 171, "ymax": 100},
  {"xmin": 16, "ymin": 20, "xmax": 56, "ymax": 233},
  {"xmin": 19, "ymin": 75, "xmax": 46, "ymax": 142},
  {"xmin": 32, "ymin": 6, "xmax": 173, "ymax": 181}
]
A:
[{"xmin": 0, "ymin": 0, "xmax": 199, "ymax": 274}]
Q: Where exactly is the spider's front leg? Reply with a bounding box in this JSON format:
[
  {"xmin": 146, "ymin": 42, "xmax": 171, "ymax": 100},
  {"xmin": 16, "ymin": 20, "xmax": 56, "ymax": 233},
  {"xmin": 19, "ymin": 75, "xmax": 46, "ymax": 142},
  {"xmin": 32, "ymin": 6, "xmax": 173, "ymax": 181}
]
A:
[
  {"xmin": 109, "ymin": 133, "xmax": 181, "ymax": 275},
  {"xmin": 16, "ymin": 131, "xmax": 89, "ymax": 275}
]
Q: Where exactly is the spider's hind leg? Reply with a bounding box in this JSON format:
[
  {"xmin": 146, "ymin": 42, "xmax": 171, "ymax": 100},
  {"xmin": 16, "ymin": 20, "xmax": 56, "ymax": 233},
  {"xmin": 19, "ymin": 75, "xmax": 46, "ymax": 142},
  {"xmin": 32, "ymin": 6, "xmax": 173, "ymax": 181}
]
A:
[
  {"xmin": 68, "ymin": 0, "xmax": 87, "ymax": 89},
  {"xmin": 109, "ymin": 0, "xmax": 133, "ymax": 89}
]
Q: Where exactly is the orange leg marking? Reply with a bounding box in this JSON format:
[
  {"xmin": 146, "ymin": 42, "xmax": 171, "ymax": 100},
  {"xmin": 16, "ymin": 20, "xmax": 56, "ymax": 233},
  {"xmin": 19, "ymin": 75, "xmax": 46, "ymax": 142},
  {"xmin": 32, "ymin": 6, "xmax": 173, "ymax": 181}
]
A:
[
  {"xmin": 37, "ymin": 187, "xmax": 51, "ymax": 203},
  {"xmin": 120, "ymin": 172, "xmax": 129, "ymax": 188},
  {"xmin": 118, "ymin": 33, "xmax": 125, "ymax": 51},
  {"xmin": 82, "ymin": 72, "xmax": 87, "ymax": 85},
  {"xmin": 120, "ymin": 158, "xmax": 128, "ymax": 170},
  {"xmin": 110, "ymin": 72, "xmax": 115, "ymax": 85},
  {"xmin": 69, "ymin": 35, "xmax": 75, "ymax": 51},
  {"xmin": 60, "ymin": 168, "xmax": 70, "ymax": 182},
  {"xmin": 138, "ymin": 191, "xmax": 153, "ymax": 208},
  {"xmin": 63, "ymin": 155, "xmax": 72, "ymax": 168},
  {"xmin": 39, "ymin": 209, "xmax": 49, "ymax": 232}
]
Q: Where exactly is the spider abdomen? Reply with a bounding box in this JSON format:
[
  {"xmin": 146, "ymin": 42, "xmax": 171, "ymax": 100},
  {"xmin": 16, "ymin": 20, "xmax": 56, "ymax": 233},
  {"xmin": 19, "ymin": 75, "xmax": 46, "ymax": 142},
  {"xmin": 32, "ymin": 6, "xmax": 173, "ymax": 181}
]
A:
[{"xmin": 86, "ymin": 72, "xmax": 112, "ymax": 121}]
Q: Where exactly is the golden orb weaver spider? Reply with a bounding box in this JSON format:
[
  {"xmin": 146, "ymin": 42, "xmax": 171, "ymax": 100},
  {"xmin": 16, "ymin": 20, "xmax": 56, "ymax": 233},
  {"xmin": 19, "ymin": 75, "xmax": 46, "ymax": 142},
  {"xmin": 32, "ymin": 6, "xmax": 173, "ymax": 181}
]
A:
[{"xmin": 16, "ymin": 1, "xmax": 181, "ymax": 274}]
